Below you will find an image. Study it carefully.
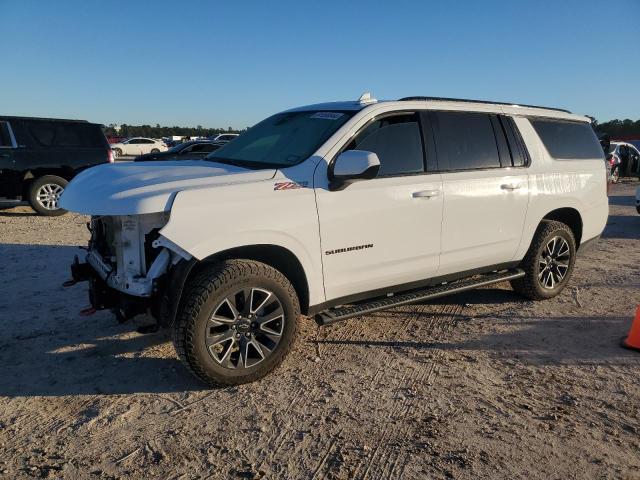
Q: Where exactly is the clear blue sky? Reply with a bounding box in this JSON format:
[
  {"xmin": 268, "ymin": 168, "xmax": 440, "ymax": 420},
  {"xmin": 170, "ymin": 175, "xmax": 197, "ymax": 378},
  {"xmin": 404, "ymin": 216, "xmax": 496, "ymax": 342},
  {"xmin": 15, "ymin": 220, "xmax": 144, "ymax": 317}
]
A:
[{"xmin": 2, "ymin": 0, "xmax": 639, "ymax": 128}]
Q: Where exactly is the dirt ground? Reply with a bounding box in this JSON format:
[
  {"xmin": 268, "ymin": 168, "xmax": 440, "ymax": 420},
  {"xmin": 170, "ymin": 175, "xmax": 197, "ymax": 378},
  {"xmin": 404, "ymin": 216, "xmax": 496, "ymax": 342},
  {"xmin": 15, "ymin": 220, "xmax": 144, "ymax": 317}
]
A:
[{"xmin": 0, "ymin": 182, "xmax": 639, "ymax": 480}]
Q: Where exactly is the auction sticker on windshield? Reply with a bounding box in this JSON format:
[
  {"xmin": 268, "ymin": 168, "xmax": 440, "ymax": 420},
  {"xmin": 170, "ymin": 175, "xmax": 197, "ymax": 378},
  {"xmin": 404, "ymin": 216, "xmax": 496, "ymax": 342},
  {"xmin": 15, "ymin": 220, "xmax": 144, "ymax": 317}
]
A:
[{"xmin": 310, "ymin": 112, "xmax": 344, "ymax": 120}]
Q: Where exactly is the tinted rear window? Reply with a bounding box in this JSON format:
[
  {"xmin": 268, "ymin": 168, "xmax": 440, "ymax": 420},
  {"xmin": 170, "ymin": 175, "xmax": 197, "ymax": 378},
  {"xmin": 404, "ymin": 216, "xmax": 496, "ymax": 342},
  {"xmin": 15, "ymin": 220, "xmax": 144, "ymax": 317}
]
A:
[
  {"xmin": 0, "ymin": 122, "xmax": 13, "ymax": 147},
  {"xmin": 18, "ymin": 121, "xmax": 106, "ymax": 148},
  {"xmin": 531, "ymin": 119, "xmax": 603, "ymax": 160}
]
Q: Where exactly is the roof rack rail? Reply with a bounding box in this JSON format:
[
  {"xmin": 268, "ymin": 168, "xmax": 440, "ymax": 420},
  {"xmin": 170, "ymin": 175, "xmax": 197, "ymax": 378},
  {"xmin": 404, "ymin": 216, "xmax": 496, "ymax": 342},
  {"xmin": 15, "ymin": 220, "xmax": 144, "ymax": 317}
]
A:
[
  {"xmin": 0, "ymin": 115, "xmax": 90, "ymax": 123},
  {"xmin": 398, "ymin": 96, "xmax": 571, "ymax": 114}
]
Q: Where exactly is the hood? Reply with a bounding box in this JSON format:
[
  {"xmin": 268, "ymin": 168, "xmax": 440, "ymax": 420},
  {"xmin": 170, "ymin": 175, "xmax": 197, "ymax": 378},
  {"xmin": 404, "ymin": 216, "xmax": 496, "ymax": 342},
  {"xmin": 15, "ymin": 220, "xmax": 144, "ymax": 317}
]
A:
[{"xmin": 59, "ymin": 160, "xmax": 276, "ymax": 215}]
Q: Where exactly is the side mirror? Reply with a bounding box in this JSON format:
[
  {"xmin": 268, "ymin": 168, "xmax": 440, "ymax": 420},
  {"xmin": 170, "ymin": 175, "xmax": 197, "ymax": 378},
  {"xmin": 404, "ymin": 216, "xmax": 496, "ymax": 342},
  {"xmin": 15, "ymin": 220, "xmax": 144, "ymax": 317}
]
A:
[{"xmin": 329, "ymin": 150, "xmax": 380, "ymax": 191}]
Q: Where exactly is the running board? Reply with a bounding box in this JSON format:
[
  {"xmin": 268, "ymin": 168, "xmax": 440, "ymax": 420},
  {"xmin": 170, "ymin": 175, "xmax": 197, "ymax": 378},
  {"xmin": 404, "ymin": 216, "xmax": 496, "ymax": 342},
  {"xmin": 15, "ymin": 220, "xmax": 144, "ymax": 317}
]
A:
[{"xmin": 315, "ymin": 269, "xmax": 525, "ymax": 326}]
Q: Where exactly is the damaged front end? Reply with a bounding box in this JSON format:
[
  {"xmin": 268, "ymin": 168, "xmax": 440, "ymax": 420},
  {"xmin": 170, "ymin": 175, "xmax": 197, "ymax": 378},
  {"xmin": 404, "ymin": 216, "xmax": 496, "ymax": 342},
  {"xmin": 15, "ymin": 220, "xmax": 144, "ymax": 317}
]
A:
[{"xmin": 67, "ymin": 213, "xmax": 193, "ymax": 325}]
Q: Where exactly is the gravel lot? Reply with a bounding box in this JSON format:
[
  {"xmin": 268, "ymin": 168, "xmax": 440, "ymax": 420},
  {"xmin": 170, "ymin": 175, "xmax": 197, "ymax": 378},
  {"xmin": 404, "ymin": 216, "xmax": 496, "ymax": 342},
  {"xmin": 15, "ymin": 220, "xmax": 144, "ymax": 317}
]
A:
[{"xmin": 0, "ymin": 182, "xmax": 639, "ymax": 479}]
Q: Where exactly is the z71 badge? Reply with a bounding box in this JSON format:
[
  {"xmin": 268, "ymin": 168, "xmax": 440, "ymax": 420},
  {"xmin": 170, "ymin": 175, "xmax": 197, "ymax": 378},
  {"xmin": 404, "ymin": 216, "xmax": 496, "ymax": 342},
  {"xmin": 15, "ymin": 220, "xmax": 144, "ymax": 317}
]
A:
[{"xmin": 274, "ymin": 181, "xmax": 308, "ymax": 190}]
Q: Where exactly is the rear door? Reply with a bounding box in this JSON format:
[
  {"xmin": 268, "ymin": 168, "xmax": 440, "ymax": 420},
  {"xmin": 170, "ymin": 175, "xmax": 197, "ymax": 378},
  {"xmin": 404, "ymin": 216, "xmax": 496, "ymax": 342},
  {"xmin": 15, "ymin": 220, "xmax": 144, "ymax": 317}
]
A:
[
  {"xmin": 0, "ymin": 121, "xmax": 19, "ymax": 196},
  {"xmin": 124, "ymin": 138, "xmax": 141, "ymax": 155},
  {"xmin": 431, "ymin": 111, "xmax": 530, "ymax": 275},
  {"xmin": 143, "ymin": 139, "xmax": 158, "ymax": 154}
]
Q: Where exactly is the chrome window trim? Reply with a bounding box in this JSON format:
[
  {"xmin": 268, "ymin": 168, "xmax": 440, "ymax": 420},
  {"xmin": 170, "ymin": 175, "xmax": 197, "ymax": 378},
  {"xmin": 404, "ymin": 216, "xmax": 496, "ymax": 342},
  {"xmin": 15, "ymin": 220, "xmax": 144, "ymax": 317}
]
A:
[{"xmin": 0, "ymin": 121, "xmax": 18, "ymax": 148}]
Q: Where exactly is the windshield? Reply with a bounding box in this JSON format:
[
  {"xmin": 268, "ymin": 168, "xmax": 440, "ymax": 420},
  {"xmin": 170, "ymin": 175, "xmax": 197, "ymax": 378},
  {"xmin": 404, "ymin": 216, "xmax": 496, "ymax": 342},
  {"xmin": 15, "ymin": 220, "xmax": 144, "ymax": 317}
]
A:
[
  {"xmin": 167, "ymin": 142, "xmax": 190, "ymax": 153},
  {"xmin": 205, "ymin": 110, "xmax": 354, "ymax": 168}
]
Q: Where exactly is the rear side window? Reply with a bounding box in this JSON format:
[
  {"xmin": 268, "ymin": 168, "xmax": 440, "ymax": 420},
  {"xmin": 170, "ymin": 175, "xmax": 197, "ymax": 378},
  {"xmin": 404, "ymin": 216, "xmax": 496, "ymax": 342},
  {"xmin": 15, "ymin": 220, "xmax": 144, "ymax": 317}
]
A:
[
  {"xmin": 191, "ymin": 143, "xmax": 216, "ymax": 153},
  {"xmin": 344, "ymin": 113, "xmax": 424, "ymax": 176},
  {"xmin": 499, "ymin": 116, "xmax": 530, "ymax": 167},
  {"xmin": 531, "ymin": 119, "xmax": 603, "ymax": 160},
  {"xmin": 431, "ymin": 111, "xmax": 501, "ymax": 170},
  {"xmin": 0, "ymin": 122, "xmax": 14, "ymax": 147},
  {"xmin": 21, "ymin": 121, "xmax": 105, "ymax": 148}
]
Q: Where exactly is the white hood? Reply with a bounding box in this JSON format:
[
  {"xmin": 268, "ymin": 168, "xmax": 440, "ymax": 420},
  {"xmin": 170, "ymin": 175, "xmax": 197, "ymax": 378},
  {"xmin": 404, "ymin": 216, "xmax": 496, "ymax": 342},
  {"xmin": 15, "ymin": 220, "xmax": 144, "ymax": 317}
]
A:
[{"xmin": 59, "ymin": 160, "xmax": 276, "ymax": 215}]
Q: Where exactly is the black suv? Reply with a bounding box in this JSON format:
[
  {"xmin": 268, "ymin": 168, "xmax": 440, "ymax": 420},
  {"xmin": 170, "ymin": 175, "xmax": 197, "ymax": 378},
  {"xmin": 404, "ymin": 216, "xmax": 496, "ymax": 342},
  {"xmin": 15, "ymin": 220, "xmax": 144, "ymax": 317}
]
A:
[{"xmin": 0, "ymin": 116, "xmax": 111, "ymax": 215}]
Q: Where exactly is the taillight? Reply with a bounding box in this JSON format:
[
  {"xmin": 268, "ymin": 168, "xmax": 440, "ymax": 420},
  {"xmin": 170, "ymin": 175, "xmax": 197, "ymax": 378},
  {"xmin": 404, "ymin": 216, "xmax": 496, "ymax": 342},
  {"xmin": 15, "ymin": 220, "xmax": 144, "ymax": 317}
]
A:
[{"xmin": 108, "ymin": 149, "xmax": 114, "ymax": 163}]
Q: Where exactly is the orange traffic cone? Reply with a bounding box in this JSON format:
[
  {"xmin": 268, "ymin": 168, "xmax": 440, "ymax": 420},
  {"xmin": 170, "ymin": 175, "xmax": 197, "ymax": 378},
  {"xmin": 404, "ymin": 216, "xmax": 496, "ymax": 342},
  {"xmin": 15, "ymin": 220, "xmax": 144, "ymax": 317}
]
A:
[{"xmin": 621, "ymin": 306, "xmax": 640, "ymax": 352}]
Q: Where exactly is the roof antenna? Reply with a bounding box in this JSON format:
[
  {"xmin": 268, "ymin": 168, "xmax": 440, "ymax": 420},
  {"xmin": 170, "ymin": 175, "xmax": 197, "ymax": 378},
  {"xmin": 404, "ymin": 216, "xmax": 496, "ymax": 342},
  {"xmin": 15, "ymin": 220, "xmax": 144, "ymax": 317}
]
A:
[{"xmin": 358, "ymin": 92, "xmax": 377, "ymax": 104}]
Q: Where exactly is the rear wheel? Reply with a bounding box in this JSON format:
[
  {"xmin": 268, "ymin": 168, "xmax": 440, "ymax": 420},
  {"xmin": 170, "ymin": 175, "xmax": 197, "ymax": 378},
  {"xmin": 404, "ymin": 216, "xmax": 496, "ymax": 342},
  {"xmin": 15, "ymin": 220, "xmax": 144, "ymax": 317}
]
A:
[
  {"xmin": 151, "ymin": 148, "xmax": 160, "ymax": 153},
  {"xmin": 611, "ymin": 166, "xmax": 620, "ymax": 183},
  {"xmin": 28, "ymin": 175, "xmax": 68, "ymax": 216},
  {"xmin": 172, "ymin": 260, "xmax": 300, "ymax": 386},
  {"xmin": 511, "ymin": 220, "xmax": 576, "ymax": 300}
]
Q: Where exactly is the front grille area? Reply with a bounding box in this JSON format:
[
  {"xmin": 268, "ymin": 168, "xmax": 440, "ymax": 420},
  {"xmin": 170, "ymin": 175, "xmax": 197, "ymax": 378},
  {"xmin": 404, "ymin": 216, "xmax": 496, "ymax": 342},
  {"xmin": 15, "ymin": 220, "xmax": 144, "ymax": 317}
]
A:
[{"xmin": 89, "ymin": 217, "xmax": 116, "ymax": 262}]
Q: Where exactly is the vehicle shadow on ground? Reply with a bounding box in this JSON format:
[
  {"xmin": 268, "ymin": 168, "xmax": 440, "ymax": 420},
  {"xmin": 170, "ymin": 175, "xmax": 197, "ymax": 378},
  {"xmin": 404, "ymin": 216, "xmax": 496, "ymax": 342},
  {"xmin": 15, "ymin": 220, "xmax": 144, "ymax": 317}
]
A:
[
  {"xmin": 316, "ymin": 314, "xmax": 638, "ymax": 366},
  {"xmin": 602, "ymin": 214, "xmax": 640, "ymax": 240},
  {"xmin": 607, "ymin": 195, "xmax": 635, "ymax": 207},
  {"xmin": 0, "ymin": 207, "xmax": 37, "ymax": 217},
  {"xmin": 0, "ymin": 242, "xmax": 206, "ymax": 397}
]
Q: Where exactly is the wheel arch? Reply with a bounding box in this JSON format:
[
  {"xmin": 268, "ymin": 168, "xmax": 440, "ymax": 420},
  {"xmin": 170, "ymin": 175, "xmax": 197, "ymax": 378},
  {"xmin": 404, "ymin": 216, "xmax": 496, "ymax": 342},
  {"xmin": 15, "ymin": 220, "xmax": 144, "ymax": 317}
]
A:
[
  {"xmin": 204, "ymin": 244, "xmax": 310, "ymax": 315},
  {"xmin": 163, "ymin": 244, "xmax": 311, "ymax": 327},
  {"xmin": 541, "ymin": 207, "xmax": 583, "ymax": 248},
  {"xmin": 21, "ymin": 169, "xmax": 74, "ymax": 197}
]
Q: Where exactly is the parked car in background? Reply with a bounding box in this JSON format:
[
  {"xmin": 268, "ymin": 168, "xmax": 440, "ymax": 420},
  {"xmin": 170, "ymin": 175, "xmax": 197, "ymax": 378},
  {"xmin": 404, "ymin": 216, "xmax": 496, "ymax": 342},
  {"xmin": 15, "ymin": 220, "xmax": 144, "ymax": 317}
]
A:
[
  {"xmin": 106, "ymin": 135, "xmax": 127, "ymax": 144},
  {"xmin": 110, "ymin": 137, "xmax": 167, "ymax": 157},
  {"xmin": 636, "ymin": 186, "xmax": 640, "ymax": 214},
  {"xmin": 134, "ymin": 140, "xmax": 224, "ymax": 162},
  {"xmin": 209, "ymin": 133, "xmax": 239, "ymax": 143},
  {"xmin": 0, "ymin": 116, "xmax": 111, "ymax": 215},
  {"xmin": 61, "ymin": 94, "xmax": 607, "ymax": 386},
  {"xmin": 606, "ymin": 141, "xmax": 640, "ymax": 182}
]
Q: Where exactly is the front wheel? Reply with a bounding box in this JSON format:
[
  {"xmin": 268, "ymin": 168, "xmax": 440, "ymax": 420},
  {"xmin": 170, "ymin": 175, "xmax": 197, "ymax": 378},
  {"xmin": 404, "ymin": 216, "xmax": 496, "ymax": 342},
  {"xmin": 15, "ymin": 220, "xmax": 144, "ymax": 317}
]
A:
[
  {"xmin": 172, "ymin": 260, "xmax": 300, "ymax": 386},
  {"xmin": 28, "ymin": 175, "xmax": 68, "ymax": 216},
  {"xmin": 511, "ymin": 220, "xmax": 576, "ymax": 300}
]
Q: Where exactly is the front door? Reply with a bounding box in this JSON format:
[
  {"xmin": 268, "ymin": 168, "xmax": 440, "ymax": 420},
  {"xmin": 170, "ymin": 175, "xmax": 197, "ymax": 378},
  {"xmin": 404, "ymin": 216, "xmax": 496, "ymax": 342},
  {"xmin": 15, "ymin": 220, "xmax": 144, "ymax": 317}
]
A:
[{"xmin": 315, "ymin": 112, "xmax": 443, "ymax": 301}]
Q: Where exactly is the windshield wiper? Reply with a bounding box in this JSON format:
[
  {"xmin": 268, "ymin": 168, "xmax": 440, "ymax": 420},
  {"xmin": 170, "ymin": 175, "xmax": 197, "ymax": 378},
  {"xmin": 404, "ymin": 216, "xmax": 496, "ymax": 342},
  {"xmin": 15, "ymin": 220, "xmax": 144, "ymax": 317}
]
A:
[
  {"xmin": 204, "ymin": 157, "xmax": 252, "ymax": 168},
  {"xmin": 204, "ymin": 157, "xmax": 286, "ymax": 170}
]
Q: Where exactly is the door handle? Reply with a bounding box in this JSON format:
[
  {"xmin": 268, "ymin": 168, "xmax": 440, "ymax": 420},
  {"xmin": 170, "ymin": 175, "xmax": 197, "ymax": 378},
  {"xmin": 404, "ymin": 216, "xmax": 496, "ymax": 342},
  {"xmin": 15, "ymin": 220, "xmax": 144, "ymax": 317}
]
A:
[
  {"xmin": 412, "ymin": 190, "xmax": 441, "ymax": 198},
  {"xmin": 501, "ymin": 183, "xmax": 521, "ymax": 191}
]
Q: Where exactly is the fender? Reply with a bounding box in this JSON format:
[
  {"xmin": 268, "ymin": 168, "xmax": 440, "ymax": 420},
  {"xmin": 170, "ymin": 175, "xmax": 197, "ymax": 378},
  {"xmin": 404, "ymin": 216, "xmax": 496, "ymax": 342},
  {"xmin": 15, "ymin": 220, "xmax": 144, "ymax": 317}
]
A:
[{"xmin": 159, "ymin": 177, "xmax": 326, "ymax": 306}]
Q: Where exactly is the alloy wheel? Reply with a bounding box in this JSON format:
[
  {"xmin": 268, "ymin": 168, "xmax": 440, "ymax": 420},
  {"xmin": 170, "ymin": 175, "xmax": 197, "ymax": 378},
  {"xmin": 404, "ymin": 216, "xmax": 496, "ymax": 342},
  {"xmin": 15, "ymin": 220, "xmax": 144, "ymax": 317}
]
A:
[
  {"xmin": 36, "ymin": 183, "xmax": 64, "ymax": 210},
  {"xmin": 205, "ymin": 287, "xmax": 285, "ymax": 369},
  {"xmin": 538, "ymin": 235, "xmax": 571, "ymax": 289}
]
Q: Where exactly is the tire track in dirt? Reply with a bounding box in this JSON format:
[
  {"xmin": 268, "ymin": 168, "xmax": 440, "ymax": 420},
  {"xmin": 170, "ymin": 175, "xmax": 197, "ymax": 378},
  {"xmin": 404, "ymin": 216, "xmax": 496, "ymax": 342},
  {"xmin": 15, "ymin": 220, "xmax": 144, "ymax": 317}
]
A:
[
  {"xmin": 251, "ymin": 305, "xmax": 433, "ymax": 477},
  {"xmin": 264, "ymin": 301, "xmax": 461, "ymax": 479},
  {"xmin": 352, "ymin": 303, "xmax": 464, "ymax": 480}
]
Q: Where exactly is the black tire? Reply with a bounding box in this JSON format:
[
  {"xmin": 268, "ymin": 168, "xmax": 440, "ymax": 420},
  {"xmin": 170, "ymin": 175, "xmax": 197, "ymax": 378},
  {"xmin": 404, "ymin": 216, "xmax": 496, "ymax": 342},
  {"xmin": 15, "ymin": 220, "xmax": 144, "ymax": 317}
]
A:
[
  {"xmin": 151, "ymin": 148, "xmax": 160, "ymax": 153},
  {"xmin": 172, "ymin": 260, "xmax": 300, "ymax": 386},
  {"xmin": 611, "ymin": 167, "xmax": 620, "ymax": 183},
  {"xmin": 113, "ymin": 148, "xmax": 122, "ymax": 157},
  {"xmin": 27, "ymin": 175, "xmax": 68, "ymax": 216},
  {"xmin": 511, "ymin": 220, "xmax": 576, "ymax": 300}
]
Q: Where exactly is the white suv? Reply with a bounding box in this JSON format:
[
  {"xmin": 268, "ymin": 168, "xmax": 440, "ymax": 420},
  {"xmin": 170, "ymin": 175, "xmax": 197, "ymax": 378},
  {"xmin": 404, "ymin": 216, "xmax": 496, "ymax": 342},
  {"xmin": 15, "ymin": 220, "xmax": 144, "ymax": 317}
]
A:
[
  {"xmin": 110, "ymin": 137, "xmax": 167, "ymax": 157},
  {"xmin": 60, "ymin": 94, "xmax": 608, "ymax": 386}
]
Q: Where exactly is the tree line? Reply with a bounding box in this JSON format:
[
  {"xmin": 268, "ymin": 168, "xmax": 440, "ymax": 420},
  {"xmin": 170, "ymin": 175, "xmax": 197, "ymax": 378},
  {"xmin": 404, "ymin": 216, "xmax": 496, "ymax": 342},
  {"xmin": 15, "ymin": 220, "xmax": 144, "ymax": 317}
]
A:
[
  {"xmin": 102, "ymin": 123, "xmax": 243, "ymax": 139},
  {"xmin": 101, "ymin": 117, "xmax": 640, "ymax": 140},
  {"xmin": 593, "ymin": 118, "xmax": 640, "ymax": 138}
]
